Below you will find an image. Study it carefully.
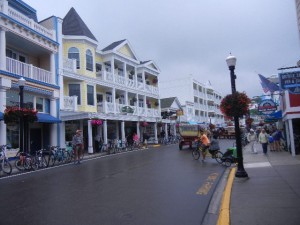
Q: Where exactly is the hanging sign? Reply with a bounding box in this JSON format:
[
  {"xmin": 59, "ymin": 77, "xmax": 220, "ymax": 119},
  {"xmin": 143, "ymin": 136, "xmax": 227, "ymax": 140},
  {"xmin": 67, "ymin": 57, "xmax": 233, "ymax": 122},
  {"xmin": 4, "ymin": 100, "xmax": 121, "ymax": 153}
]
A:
[
  {"xmin": 257, "ymin": 99, "xmax": 277, "ymax": 115},
  {"xmin": 279, "ymin": 71, "xmax": 300, "ymax": 94}
]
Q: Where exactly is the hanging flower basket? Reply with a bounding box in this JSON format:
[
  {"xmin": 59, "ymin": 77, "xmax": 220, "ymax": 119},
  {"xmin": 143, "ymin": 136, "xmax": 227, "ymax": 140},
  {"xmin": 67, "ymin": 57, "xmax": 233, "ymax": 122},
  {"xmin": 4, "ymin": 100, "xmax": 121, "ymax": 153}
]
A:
[
  {"xmin": 220, "ymin": 92, "xmax": 251, "ymax": 118},
  {"xmin": 152, "ymin": 78, "xmax": 158, "ymax": 84},
  {"xmin": 154, "ymin": 101, "xmax": 159, "ymax": 106},
  {"xmin": 140, "ymin": 121, "xmax": 149, "ymax": 127},
  {"xmin": 176, "ymin": 123, "xmax": 180, "ymax": 128},
  {"xmin": 4, "ymin": 106, "xmax": 38, "ymax": 124},
  {"xmin": 91, "ymin": 119, "xmax": 103, "ymax": 126}
]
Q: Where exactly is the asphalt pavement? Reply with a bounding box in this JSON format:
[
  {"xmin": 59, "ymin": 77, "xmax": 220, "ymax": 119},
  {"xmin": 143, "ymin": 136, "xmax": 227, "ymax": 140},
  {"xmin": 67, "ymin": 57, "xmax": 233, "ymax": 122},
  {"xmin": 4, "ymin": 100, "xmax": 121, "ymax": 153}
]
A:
[{"xmin": 223, "ymin": 142, "xmax": 300, "ymax": 225}]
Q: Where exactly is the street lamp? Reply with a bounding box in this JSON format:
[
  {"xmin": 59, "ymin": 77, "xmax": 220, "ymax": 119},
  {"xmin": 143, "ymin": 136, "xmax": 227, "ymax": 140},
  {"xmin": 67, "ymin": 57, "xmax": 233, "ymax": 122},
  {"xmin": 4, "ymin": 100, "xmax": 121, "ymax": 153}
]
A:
[
  {"xmin": 18, "ymin": 77, "xmax": 26, "ymax": 153},
  {"xmin": 226, "ymin": 54, "xmax": 248, "ymax": 178}
]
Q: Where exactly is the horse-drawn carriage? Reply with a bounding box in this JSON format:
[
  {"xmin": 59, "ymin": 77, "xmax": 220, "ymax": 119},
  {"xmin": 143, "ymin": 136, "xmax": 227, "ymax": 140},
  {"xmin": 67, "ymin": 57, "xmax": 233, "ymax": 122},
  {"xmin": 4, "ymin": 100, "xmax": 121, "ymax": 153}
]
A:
[{"xmin": 178, "ymin": 124, "xmax": 202, "ymax": 150}]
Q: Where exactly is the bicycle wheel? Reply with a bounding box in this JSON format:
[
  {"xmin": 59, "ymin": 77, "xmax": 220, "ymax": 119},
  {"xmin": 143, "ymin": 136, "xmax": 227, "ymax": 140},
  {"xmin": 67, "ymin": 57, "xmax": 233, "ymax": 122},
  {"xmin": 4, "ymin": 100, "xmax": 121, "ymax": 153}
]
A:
[
  {"xmin": 15, "ymin": 159, "xmax": 25, "ymax": 171},
  {"xmin": 48, "ymin": 154, "xmax": 56, "ymax": 167},
  {"xmin": 214, "ymin": 151, "xmax": 224, "ymax": 164},
  {"xmin": 63, "ymin": 151, "xmax": 71, "ymax": 163},
  {"xmin": 30, "ymin": 157, "xmax": 38, "ymax": 170},
  {"xmin": 2, "ymin": 159, "xmax": 12, "ymax": 175},
  {"xmin": 192, "ymin": 150, "xmax": 200, "ymax": 160},
  {"xmin": 223, "ymin": 158, "xmax": 232, "ymax": 167}
]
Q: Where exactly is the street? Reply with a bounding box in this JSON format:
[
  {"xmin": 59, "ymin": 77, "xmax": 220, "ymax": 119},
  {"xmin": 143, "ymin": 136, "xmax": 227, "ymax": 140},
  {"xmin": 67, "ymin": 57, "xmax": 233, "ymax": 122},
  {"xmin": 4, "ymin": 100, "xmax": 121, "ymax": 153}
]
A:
[{"xmin": 0, "ymin": 142, "xmax": 234, "ymax": 225}]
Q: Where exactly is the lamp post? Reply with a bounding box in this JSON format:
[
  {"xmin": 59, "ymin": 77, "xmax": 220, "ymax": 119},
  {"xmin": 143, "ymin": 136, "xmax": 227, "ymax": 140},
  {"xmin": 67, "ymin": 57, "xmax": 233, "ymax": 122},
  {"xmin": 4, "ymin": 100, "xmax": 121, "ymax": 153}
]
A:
[
  {"xmin": 226, "ymin": 54, "xmax": 248, "ymax": 178},
  {"xmin": 18, "ymin": 77, "xmax": 26, "ymax": 153}
]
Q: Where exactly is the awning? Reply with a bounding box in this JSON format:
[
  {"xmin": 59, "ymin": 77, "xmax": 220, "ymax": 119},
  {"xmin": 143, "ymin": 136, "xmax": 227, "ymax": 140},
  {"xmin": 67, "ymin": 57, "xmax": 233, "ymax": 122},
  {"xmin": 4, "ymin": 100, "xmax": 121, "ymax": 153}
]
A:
[
  {"xmin": 0, "ymin": 112, "xmax": 3, "ymax": 121},
  {"xmin": 267, "ymin": 110, "xmax": 282, "ymax": 120},
  {"xmin": 37, "ymin": 113, "xmax": 61, "ymax": 123}
]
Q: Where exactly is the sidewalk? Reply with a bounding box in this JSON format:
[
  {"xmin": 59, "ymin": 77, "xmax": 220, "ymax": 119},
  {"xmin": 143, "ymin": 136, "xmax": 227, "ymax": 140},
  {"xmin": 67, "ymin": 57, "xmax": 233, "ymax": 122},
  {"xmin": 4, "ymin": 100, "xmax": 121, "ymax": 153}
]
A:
[{"xmin": 229, "ymin": 143, "xmax": 300, "ymax": 225}]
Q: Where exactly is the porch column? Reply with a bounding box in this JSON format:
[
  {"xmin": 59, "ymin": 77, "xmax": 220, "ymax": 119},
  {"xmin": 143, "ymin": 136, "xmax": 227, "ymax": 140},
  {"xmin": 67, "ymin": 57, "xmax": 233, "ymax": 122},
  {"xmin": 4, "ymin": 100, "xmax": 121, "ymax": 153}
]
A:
[
  {"xmin": 112, "ymin": 87, "xmax": 116, "ymax": 114},
  {"xmin": 121, "ymin": 121, "xmax": 125, "ymax": 141},
  {"xmin": 59, "ymin": 121, "xmax": 66, "ymax": 148},
  {"xmin": 154, "ymin": 122, "xmax": 158, "ymax": 144},
  {"xmin": 0, "ymin": 28, "xmax": 6, "ymax": 71},
  {"xmin": 0, "ymin": 78, "xmax": 11, "ymax": 145},
  {"xmin": 123, "ymin": 63, "xmax": 126, "ymax": 77},
  {"xmin": 88, "ymin": 120, "xmax": 93, "ymax": 154},
  {"xmin": 103, "ymin": 120, "xmax": 108, "ymax": 145},
  {"xmin": 288, "ymin": 119, "xmax": 296, "ymax": 156},
  {"xmin": 125, "ymin": 91, "xmax": 128, "ymax": 105},
  {"xmin": 173, "ymin": 123, "xmax": 177, "ymax": 136},
  {"xmin": 111, "ymin": 59, "xmax": 115, "ymax": 82},
  {"xmin": 164, "ymin": 123, "xmax": 168, "ymax": 141},
  {"xmin": 137, "ymin": 122, "xmax": 140, "ymax": 141},
  {"xmin": 50, "ymin": 53, "xmax": 56, "ymax": 85},
  {"xmin": 50, "ymin": 98, "xmax": 58, "ymax": 146}
]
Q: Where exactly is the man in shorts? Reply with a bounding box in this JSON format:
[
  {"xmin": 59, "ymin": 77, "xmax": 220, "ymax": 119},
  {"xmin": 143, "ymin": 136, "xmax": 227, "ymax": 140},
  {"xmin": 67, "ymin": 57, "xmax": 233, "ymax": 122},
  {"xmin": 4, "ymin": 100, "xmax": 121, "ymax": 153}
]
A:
[
  {"xmin": 72, "ymin": 129, "xmax": 84, "ymax": 164},
  {"xmin": 200, "ymin": 131, "xmax": 210, "ymax": 162}
]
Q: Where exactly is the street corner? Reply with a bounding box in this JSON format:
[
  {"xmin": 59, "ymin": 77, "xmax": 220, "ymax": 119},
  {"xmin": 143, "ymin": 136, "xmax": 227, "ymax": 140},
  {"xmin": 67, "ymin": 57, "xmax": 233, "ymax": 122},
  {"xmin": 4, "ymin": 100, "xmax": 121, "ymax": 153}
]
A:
[{"xmin": 217, "ymin": 167, "xmax": 236, "ymax": 225}]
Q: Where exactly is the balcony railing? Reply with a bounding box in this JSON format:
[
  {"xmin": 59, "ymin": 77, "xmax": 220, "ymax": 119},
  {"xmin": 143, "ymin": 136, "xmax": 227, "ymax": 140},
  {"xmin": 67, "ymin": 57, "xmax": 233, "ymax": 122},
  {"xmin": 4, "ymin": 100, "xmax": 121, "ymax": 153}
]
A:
[
  {"xmin": 6, "ymin": 57, "xmax": 52, "ymax": 84},
  {"xmin": 0, "ymin": 1, "xmax": 55, "ymax": 40},
  {"xmin": 63, "ymin": 96, "xmax": 78, "ymax": 111}
]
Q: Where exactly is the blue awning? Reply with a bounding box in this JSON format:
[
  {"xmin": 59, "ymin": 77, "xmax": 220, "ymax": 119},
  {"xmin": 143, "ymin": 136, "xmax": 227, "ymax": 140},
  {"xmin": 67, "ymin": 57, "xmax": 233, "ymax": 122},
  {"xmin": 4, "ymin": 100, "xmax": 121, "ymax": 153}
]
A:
[
  {"xmin": 267, "ymin": 110, "xmax": 282, "ymax": 119},
  {"xmin": 37, "ymin": 113, "xmax": 61, "ymax": 123},
  {"xmin": 0, "ymin": 112, "xmax": 3, "ymax": 121}
]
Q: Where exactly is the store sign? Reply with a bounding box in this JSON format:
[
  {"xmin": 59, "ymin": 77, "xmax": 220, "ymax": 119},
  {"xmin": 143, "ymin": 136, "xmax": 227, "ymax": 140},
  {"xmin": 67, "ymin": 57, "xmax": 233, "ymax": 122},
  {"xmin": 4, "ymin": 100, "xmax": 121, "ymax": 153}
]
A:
[
  {"xmin": 279, "ymin": 71, "xmax": 300, "ymax": 94},
  {"xmin": 257, "ymin": 99, "xmax": 277, "ymax": 115}
]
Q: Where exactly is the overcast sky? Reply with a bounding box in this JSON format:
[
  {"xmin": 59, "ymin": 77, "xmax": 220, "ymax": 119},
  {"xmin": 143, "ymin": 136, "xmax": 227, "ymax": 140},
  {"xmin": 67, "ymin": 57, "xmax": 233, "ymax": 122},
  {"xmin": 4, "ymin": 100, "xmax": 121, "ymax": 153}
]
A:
[{"xmin": 25, "ymin": 0, "xmax": 300, "ymax": 98}]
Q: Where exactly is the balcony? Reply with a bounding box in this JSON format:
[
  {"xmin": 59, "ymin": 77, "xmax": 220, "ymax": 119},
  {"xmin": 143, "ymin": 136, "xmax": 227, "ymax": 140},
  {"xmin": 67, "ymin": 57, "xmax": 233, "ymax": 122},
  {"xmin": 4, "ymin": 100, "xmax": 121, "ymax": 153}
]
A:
[
  {"xmin": 6, "ymin": 57, "xmax": 52, "ymax": 84},
  {"xmin": 63, "ymin": 96, "xmax": 78, "ymax": 111},
  {"xmin": 0, "ymin": 1, "xmax": 55, "ymax": 40}
]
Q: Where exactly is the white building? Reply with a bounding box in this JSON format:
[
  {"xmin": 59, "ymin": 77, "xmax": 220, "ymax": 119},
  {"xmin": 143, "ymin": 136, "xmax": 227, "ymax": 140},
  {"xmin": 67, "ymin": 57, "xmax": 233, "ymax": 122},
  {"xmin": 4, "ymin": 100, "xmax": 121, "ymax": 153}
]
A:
[{"xmin": 159, "ymin": 75, "xmax": 224, "ymax": 125}]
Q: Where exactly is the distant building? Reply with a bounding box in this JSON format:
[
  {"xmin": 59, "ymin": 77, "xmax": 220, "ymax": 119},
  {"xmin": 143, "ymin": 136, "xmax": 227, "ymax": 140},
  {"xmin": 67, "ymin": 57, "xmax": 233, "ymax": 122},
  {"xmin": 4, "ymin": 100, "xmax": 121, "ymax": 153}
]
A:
[{"xmin": 159, "ymin": 75, "xmax": 224, "ymax": 125}]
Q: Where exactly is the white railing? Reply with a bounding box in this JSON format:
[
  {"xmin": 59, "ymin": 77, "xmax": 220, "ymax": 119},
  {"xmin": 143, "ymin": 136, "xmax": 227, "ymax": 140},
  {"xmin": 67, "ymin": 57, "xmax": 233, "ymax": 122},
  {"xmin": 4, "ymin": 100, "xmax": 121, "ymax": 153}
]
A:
[
  {"xmin": 6, "ymin": 57, "xmax": 52, "ymax": 84},
  {"xmin": 105, "ymin": 102, "xmax": 114, "ymax": 114},
  {"xmin": 115, "ymin": 75, "xmax": 126, "ymax": 86},
  {"xmin": 106, "ymin": 72, "xmax": 113, "ymax": 82},
  {"xmin": 5, "ymin": 4, "xmax": 54, "ymax": 40},
  {"xmin": 63, "ymin": 96, "xmax": 78, "ymax": 111},
  {"xmin": 63, "ymin": 58, "xmax": 77, "ymax": 73},
  {"xmin": 127, "ymin": 79, "xmax": 135, "ymax": 88}
]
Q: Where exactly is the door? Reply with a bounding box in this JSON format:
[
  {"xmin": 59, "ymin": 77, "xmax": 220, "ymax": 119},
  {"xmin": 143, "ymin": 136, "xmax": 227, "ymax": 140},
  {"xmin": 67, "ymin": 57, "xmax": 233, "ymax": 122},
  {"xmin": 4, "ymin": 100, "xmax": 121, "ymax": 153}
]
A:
[{"xmin": 30, "ymin": 128, "xmax": 42, "ymax": 153}]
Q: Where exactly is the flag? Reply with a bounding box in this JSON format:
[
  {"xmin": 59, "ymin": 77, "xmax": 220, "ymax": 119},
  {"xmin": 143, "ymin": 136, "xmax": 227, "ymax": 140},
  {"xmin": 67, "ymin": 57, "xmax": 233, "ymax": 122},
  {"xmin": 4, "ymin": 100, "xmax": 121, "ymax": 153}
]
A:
[{"xmin": 258, "ymin": 74, "xmax": 280, "ymax": 93}]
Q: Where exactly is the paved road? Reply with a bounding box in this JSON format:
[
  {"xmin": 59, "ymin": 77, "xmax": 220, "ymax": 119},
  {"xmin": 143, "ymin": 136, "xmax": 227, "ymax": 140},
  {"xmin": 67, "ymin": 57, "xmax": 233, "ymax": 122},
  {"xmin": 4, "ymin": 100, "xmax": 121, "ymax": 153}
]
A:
[{"xmin": 0, "ymin": 143, "xmax": 230, "ymax": 225}]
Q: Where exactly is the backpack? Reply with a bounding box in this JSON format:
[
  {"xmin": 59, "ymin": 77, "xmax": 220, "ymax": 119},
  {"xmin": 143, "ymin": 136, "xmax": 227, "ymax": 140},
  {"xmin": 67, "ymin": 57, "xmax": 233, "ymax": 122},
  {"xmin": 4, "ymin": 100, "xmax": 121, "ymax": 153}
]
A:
[{"xmin": 268, "ymin": 136, "xmax": 274, "ymax": 143}]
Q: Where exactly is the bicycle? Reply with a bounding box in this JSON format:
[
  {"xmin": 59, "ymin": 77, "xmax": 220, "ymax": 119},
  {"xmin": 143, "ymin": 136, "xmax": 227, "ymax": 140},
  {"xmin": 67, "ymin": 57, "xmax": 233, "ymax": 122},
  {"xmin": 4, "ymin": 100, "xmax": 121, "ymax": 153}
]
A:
[
  {"xmin": 192, "ymin": 141, "xmax": 223, "ymax": 163},
  {"xmin": 32, "ymin": 149, "xmax": 48, "ymax": 169},
  {"xmin": 15, "ymin": 151, "xmax": 35, "ymax": 171},
  {"xmin": 48, "ymin": 146, "xmax": 71, "ymax": 166},
  {"xmin": 68, "ymin": 145, "xmax": 84, "ymax": 163},
  {"xmin": 0, "ymin": 145, "xmax": 12, "ymax": 175}
]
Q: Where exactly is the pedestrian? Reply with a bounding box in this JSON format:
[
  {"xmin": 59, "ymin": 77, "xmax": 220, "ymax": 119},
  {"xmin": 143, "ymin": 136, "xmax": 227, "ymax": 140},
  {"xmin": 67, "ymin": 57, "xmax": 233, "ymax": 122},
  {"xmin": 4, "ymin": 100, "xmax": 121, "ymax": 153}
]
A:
[
  {"xmin": 259, "ymin": 129, "xmax": 269, "ymax": 154},
  {"xmin": 160, "ymin": 130, "xmax": 165, "ymax": 144},
  {"xmin": 269, "ymin": 129, "xmax": 276, "ymax": 151},
  {"xmin": 143, "ymin": 131, "xmax": 149, "ymax": 148},
  {"xmin": 199, "ymin": 131, "xmax": 210, "ymax": 162},
  {"xmin": 247, "ymin": 129, "xmax": 257, "ymax": 154},
  {"xmin": 273, "ymin": 128, "xmax": 283, "ymax": 151},
  {"xmin": 209, "ymin": 134, "xmax": 220, "ymax": 151},
  {"xmin": 72, "ymin": 129, "xmax": 84, "ymax": 164}
]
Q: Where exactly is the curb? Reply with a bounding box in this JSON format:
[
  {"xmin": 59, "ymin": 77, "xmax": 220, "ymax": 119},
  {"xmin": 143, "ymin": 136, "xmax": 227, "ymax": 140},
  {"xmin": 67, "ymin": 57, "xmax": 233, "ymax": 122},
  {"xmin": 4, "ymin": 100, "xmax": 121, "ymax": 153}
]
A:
[{"xmin": 217, "ymin": 167, "xmax": 236, "ymax": 225}]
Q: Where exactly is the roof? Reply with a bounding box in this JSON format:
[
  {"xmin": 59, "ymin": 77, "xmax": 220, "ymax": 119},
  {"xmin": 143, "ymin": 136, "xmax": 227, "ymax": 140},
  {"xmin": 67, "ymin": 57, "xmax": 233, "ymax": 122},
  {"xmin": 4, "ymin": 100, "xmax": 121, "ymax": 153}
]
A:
[
  {"xmin": 102, "ymin": 39, "xmax": 126, "ymax": 52},
  {"xmin": 160, "ymin": 97, "xmax": 177, "ymax": 108},
  {"xmin": 62, "ymin": 7, "xmax": 97, "ymax": 42}
]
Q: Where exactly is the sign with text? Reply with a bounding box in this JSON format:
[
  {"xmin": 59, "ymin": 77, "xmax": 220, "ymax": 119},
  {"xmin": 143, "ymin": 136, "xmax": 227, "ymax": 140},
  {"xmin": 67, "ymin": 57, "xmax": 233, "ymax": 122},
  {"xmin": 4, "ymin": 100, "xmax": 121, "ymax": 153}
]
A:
[
  {"xmin": 257, "ymin": 99, "xmax": 277, "ymax": 115},
  {"xmin": 279, "ymin": 71, "xmax": 300, "ymax": 94}
]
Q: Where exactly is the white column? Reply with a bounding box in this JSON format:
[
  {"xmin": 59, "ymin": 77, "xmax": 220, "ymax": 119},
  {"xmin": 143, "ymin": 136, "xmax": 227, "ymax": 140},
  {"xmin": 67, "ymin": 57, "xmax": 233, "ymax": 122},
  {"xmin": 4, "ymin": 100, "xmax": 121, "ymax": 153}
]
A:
[
  {"xmin": 137, "ymin": 122, "xmax": 140, "ymax": 140},
  {"xmin": 0, "ymin": 78, "xmax": 11, "ymax": 145},
  {"xmin": 112, "ymin": 87, "xmax": 116, "ymax": 114},
  {"xmin": 143, "ymin": 95, "xmax": 147, "ymax": 110},
  {"xmin": 111, "ymin": 59, "xmax": 115, "ymax": 82},
  {"xmin": 123, "ymin": 63, "xmax": 126, "ymax": 77},
  {"xmin": 164, "ymin": 123, "xmax": 168, "ymax": 141},
  {"xmin": 173, "ymin": 123, "xmax": 176, "ymax": 136},
  {"xmin": 288, "ymin": 119, "xmax": 296, "ymax": 156},
  {"xmin": 0, "ymin": 28, "xmax": 6, "ymax": 71},
  {"xmin": 121, "ymin": 121, "xmax": 125, "ymax": 141},
  {"xmin": 88, "ymin": 120, "xmax": 93, "ymax": 154},
  {"xmin": 50, "ymin": 98, "xmax": 58, "ymax": 146},
  {"xmin": 154, "ymin": 123, "xmax": 158, "ymax": 144},
  {"xmin": 125, "ymin": 91, "xmax": 128, "ymax": 105},
  {"xmin": 50, "ymin": 53, "xmax": 55, "ymax": 84},
  {"xmin": 59, "ymin": 121, "xmax": 66, "ymax": 148},
  {"xmin": 103, "ymin": 120, "xmax": 108, "ymax": 145}
]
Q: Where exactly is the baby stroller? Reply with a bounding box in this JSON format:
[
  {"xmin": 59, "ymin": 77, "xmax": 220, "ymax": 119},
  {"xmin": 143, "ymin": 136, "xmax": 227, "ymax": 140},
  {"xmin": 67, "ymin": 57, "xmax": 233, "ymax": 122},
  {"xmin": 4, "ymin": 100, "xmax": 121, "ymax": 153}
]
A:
[{"xmin": 221, "ymin": 146, "xmax": 238, "ymax": 167}]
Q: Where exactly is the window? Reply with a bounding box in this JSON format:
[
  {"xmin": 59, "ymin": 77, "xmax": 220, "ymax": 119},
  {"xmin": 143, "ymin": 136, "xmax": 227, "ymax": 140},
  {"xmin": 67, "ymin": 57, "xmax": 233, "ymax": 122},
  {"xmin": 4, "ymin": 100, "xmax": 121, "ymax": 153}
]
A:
[
  {"xmin": 36, "ymin": 97, "xmax": 44, "ymax": 112},
  {"xmin": 68, "ymin": 47, "xmax": 80, "ymax": 69},
  {"xmin": 69, "ymin": 84, "xmax": 81, "ymax": 105},
  {"xmin": 86, "ymin": 49, "xmax": 93, "ymax": 71},
  {"xmin": 87, "ymin": 85, "xmax": 94, "ymax": 105},
  {"xmin": 96, "ymin": 63, "xmax": 102, "ymax": 72}
]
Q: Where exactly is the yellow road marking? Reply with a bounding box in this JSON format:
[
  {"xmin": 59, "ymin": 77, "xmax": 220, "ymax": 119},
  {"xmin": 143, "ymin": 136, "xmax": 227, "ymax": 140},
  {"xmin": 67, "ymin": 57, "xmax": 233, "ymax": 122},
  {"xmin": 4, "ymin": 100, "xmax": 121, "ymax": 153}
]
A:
[{"xmin": 196, "ymin": 173, "xmax": 218, "ymax": 195}]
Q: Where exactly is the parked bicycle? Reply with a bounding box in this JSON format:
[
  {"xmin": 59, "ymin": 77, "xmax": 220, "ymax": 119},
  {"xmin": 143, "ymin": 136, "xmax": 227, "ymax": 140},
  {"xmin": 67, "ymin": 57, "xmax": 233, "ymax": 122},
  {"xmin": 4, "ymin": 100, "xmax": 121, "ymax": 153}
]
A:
[
  {"xmin": 32, "ymin": 149, "xmax": 48, "ymax": 169},
  {"xmin": 192, "ymin": 141, "xmax": 223, "ymax": 163},
  {"xmin": 48, "ymin": 146, "xmax": 71, "ymax": 166},
  {"xmin": 15, "ymin": 151, "xmax": 35, "ymax": 171},
  {"xmin": 0, "ymin": 145, "xmax": 12, "ymax": 175}
]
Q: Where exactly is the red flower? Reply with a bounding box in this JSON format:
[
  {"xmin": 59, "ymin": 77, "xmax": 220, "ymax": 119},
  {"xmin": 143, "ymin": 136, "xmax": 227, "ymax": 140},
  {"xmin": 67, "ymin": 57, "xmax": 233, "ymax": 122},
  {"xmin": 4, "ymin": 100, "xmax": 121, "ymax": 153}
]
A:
[
  {"xmin": 220, "ymin": 92, "xmax": 251, "ymax": 118},
  {"xmin": 4, "ymin": 106, "xmax": 38, "ymax": 123}
]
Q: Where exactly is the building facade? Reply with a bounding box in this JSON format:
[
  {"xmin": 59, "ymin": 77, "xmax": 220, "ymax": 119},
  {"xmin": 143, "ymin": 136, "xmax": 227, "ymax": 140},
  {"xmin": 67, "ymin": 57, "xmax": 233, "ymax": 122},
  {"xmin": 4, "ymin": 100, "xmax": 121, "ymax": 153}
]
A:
[
  {"xmin": 0, "ymin": 0, "xmax": 61, "ymax": 153},
  {"xmin": 159, "ymin": 75, "xmax": 224, "ymax": 126},
  {"xmin": 59, "ymin": 8, "xmax": 161, "ymax": 152}
]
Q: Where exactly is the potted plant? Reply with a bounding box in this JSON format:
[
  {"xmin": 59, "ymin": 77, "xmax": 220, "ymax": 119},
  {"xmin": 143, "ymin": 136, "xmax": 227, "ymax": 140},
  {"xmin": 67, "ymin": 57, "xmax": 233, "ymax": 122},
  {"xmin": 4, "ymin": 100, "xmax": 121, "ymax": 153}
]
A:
[
  {"xmin": 132, "ymin": 97, "xmax": 137, "ymax": 102},
  {"xmin": 91, "ymin": 119, "xmax": 103, "ymax": 126},
  {"xmin": 154, "ymin": 101, "xmax": 159, "ymax": 107},
  {"xmin": 152, "ymin": 78, "xmax": 158, "ymax": 84},
  {"xmin": 140, "ymin": 121, "xmax": 149, "ymax": 127},
  {"xmin": 4, "ymin": 106, "xmax": 38, "ymax": 124},
  {"xmin": 220, "ymin": 92, "xmax": 251, "ymax": 118}
]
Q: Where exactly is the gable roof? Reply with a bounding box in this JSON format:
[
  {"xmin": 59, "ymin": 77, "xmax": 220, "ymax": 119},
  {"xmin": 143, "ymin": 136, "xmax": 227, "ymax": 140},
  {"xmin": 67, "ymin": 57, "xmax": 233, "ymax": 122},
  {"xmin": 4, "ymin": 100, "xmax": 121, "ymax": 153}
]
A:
[
  {"xmin": 102, "ymin": 39, "xmax": 126, "ymax": 52},
  {"xmin": 62, "ymin": 7, "xmax": 97, "ymax": 42},
  {"xmin": 140, "ymin": 60, "xmax": 160, "ymax": 72},
  {"xmin": 160, "ymin": 97, "xmax": 177, "ymax": 108}
]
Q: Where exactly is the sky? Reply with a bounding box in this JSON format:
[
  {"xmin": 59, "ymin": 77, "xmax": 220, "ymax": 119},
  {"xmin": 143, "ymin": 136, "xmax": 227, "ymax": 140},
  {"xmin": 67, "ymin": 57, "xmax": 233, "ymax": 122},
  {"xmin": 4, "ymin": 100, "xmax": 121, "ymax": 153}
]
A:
[{"xmin": 24, "ymin": 0, "xmax": 300, "ymax": 98}]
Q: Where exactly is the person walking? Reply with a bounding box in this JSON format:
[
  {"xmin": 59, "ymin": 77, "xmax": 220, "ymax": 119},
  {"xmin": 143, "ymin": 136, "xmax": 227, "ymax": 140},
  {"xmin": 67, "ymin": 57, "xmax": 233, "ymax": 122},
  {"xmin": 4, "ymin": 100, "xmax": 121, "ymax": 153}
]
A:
[
  {"xmin": 247, "ymin": 129, "xmax": 257, "ymax": 154},
  {"xmin": 72, "ymin": 129, "xmax": 84, "ymax": 164},
  {"xmin": 259, "ymin": 129, "xmax": 269, "ymax": 154}
]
